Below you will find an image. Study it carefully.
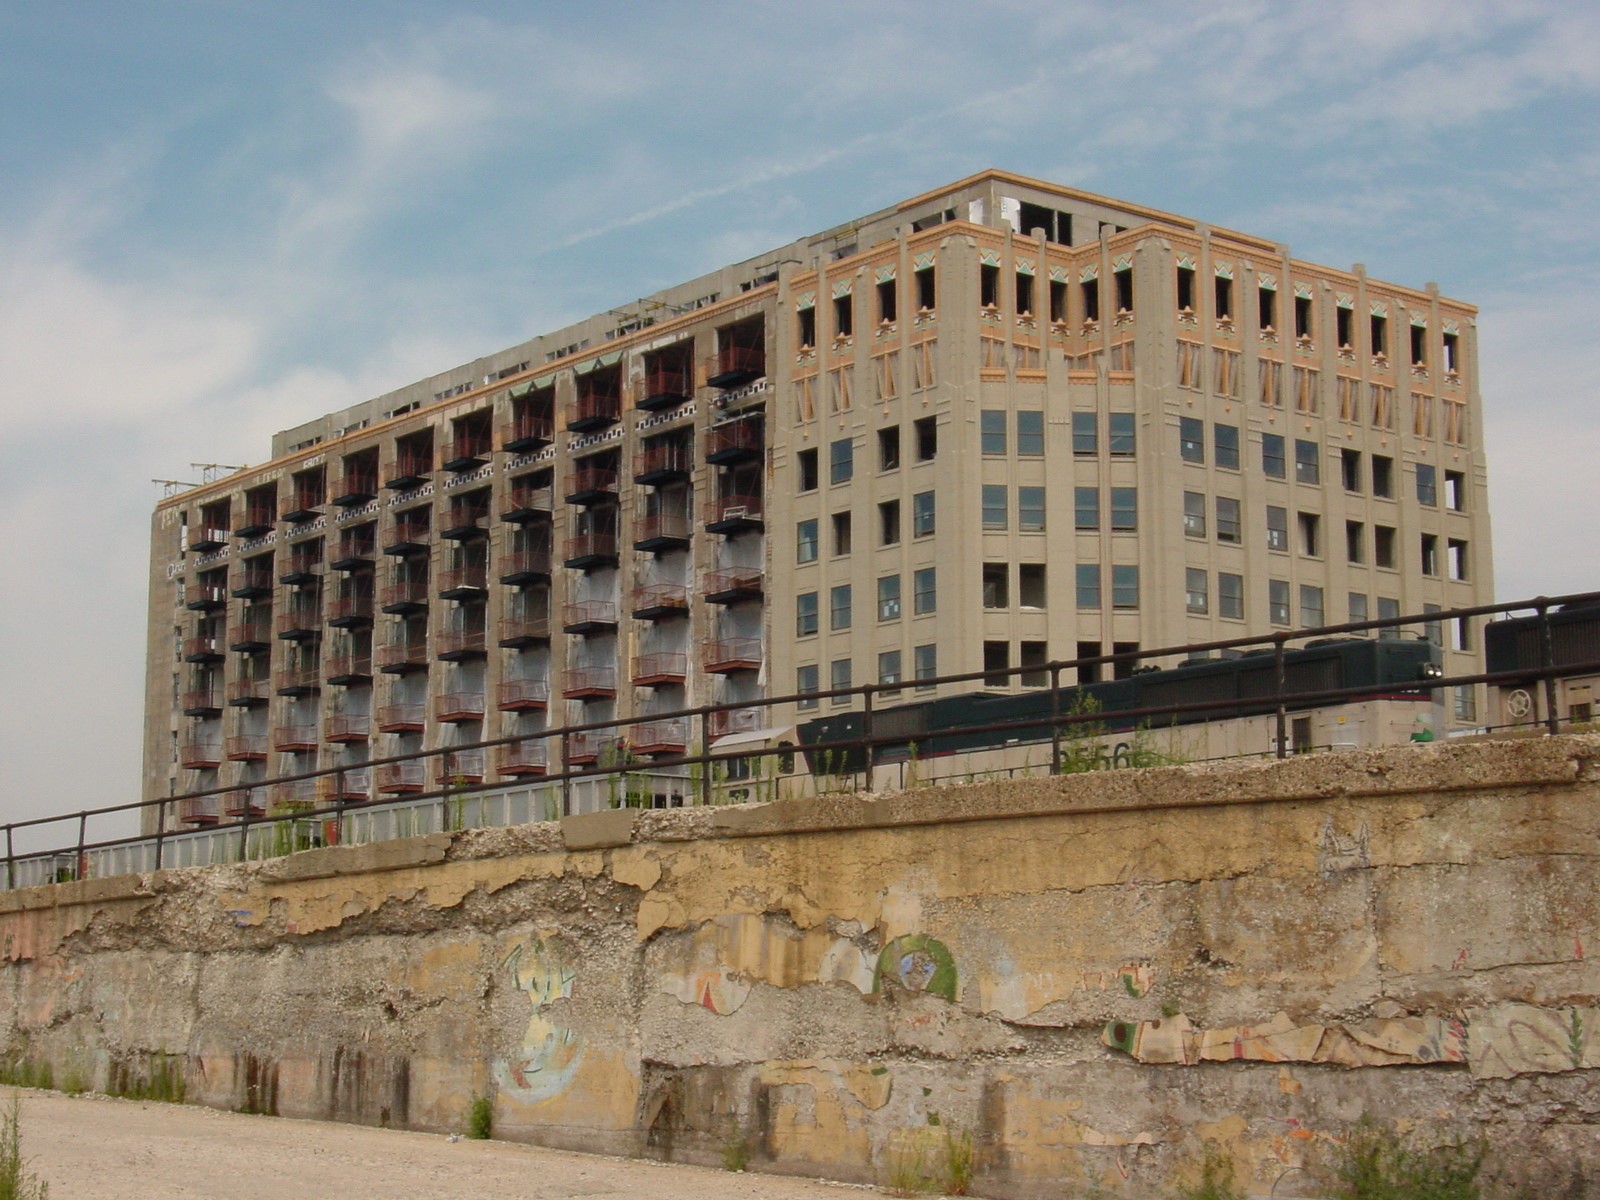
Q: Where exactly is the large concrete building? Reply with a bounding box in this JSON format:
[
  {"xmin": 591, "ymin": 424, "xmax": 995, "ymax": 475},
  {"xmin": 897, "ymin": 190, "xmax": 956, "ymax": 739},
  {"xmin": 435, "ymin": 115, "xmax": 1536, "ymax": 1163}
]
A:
[{"xmin": 143, "ymin": 169, "xmax": 1491, "ymax": 824}]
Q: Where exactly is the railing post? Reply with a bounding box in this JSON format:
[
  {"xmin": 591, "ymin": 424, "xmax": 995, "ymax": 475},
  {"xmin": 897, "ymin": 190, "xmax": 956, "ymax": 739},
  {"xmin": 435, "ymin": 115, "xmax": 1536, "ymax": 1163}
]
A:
[
  {"xmin": 153, "ymin": 797, "xmax": 168, "ymax": 872},
  {"xmin": 699, "ymin": 711, "xmax": 712, "ymax": 808},
  {"xmin": 861, "ymin": 685, "xmax": 874, "ymax": 792},
  {"xmin": 1274, "ymin": 633, "xmax": 1289, "ymax": 760},
  {"xmin": 4, "ymin": 824, "xmax": 13, "ymax": 891},
  {"xmin": 1048, "ymin": 662, "xmax": 1063, "ymax": 776},
  {"xmin": 76, "ymin": 811, "xmax": 88, "ymax": 880},
  {"xmin": 239, "ymin": 804, "xmax": 252, "ymax": 862},
  {"xmin": 1538, "ymin": 599, "xmax": 1560, "ymax": 735},
  {"xmin": 560, "ymin": 733, "xmax": 572, "ymax": 817}
]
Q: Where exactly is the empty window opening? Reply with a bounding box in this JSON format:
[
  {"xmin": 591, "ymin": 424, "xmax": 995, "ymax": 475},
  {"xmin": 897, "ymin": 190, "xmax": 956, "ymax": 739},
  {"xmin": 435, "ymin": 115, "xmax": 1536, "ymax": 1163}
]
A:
[
  {"xmin": 1341, "ymin": 448, "xmax": 1362, "ymax": 493},
  {"xmin": 1049, "ymin": 279, "xmax": 1068, "ymax": 323},
  {"xmin": 1111, "ymin": 640, "xmax": 1140, "ymax": 679},
  {"xmin": 1114, "ymin": 267, "xmax": 1133, "ymax": 314},
  {"xmin": 1258, "ymin": 286, "xmax": 1276, "ymax": 331},
  {"xmin": 1017, "ymin": 202, "xmax": 1072, "ymax": 245},
  {"xmin": 1410, "ymin": 323, "xmax": 1427, "ymax": 367},
  {"xmin": 1081, "ymin": 276, "xmax": 1101, "ymax": 323},
  {"xmin": 834, "ymin": 294, "xmax": 853, "ymax": 339},
  {"xmin": 1448, "ymin": 538, "xmax": 1469, "ymax": 580},
  {"xmin": 914, "ymin": 416, "xmax": 937, "ymax": 461},
  {"xmin": 1020, "ymin": 641, "xmax": 1049, "ymax": 688},
  {"xmin": 1019, "ymin": 563, "xmax": 1047, "ymax": 608},
  {"xmin": 1346, "ymin": 521, "xmax": 1365, "ymax": 564},
  {"xmin": 1295, "ymin": 294, "xmax": 1314, "ymax": 340},
  {"xmin": 1298, "ymin": 512, "xmax": 1321, "ymax": 557},
  {"xmin": 980, "ymin": 263, "xmax": 1000, "ymax": 309},
  {"xmin": 1076, "ymin": 640, "xmax": 1102, "ymax": 684},
  {"xmin": 983, "ymin": 640, "xmax": 1011, "ymax": 687},
  {"xmin": 1176, "ymin": 264, "xmax": 1195, "ymax": 312},
  {"xmin": 982, "ymin": 564, "xmax": 1009, "ymax": 610},
  {"xmin": 878, "ymin": 426, "xmax": 901, "ymax": 471},
  {"xmin": 915, "ymin": 265, "xmax": 936, "ymax": 311},
  {"xmin": 1370, "ymin": 312, "xmax": 1388, "ymax": 358},
  {"xmin": 1442, "ymin": 331, "xmax": 1460, "ymax": 374},
  {"xmin": 797, "ymin": 306, "xmax": 816, "ymax": 349},
  {"xmin": 879, "ymin": 500, "xmax": 900, "ymax": 546},
  {"xmin": 1372, "ymin": 455, "xmax": 1395, "ymax": 498},
  {"xmin": 1445, "ymin": 470, "xmax": 1465, "ymax": 511},
  {"xmin": 1016, "ymin": 272, "xmax": 1034, "ymax": 316},
  {"xmin": 797, "ymin": 448, "xmax": 818, "ymax": 492},
  {"xmin": 1214, "ymin": 275, "xmax": 1233, "ymax": 320},
  {"xmin": 1375, "ymin": 525, "xmax": 1397, "ymax": 569},
  {"xmin": 831, "ymin": 511, "xmax": 851, "ymax": 556},
  {"xmin": 877, "ymin": 278, "xmax": 897, "ymax": 325}
]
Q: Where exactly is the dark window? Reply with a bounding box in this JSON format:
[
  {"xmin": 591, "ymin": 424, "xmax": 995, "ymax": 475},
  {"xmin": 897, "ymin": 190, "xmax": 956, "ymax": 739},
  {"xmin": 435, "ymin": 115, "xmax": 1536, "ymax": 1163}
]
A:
[
  {"xmin": 1176, "ymin": 265, "xmax": 1195, "ymax": 312},
  {"xmin": 1183, "ymin": 491, "xmax": 1206, "ymax": 538},
  {"xmin": 912, "ymin": 491, "xmax": 935, "ymax": 538},
  {"xmin": 1017, "ymin": 411, "xmax": 1045, "ymax": 456},
  {"xmin": 1336, "ymin": 305, "xmax": 1353, "ymax": 348},
  {"xmin": 1410, "ymin": 323, "xmax": 1427, "ymax": 367},
  {"xmin": 1073, "ymin": 411, "xmax": 1098, "ymax": 455},
  {"xmin": 796, "ymin": 592, "xmax": 818, "ymax": 637},
  {"xmin": 1298, "ymin": 512, "xmax": 1321, "ymax": 557},
  {"xmin": 797, "ymin": 307, "xmax": 816, "ymax": 349},
  {"xmin": 1294, "ymin": 439, "xmax": 1320, "ymax": 485},
  {"xmin": 1114, "ymin": 267, "xmax": 1133, "ymax": 313},
  {"xmin": 915, "ymin": 265, "xmax": 936, "ymax": 311},
  {"xmin": 914, "ymin": 567, "xmax": 936, "ymax": 615},
  {"xmin": 1111, "ymin": 565, "xmax": 1140, "ymax": 609},
  {"xmin": 1346, "ymin": 521, "xmax": 1365, "ymax": 564},
  {"xmin": 832, "ymin": 512, "xmax": 851, "ymax": 556},
  {"xmin": 1108, "ymin": 412, "xmax": 1135, "ymax": 456},
  {"xmin": 1214, "ymin": 275, "xmax": 1233, "ymax": 320},
  {"xmin": 1341, "ymin": 448, "xmax": 1362, "ymax": 493},
  {"xmin": 980, "ymin": 410, "xmax": 1006, "ymax": 455},
  {"xmin": 1295, "ymin": 294, "xmax": 1313, "ymax": 340},
  {"xmin": 1370, "ymin": 312, "xmax": 1388, "ymax": 358},
  {"xmin": 982, "ymin": 563, "xmax": 1009, "ymax": 609},
  {"xmin": 1416, "ymin": 463, "xmax": 1437, "ymax": 506},
  {"xmin": 1180, "ymin": 417, "xmax": 1204, "ymax": 464},
  {"xmin": 983, "ymin": 640, "xmax": 1010, "ymax": 687},
  {"xmin": 1018, "ymin": 486, "xmax": 1046, "ymax": 532},
  {"xmin": 1110, "ymin": 487, "xmax": 1137, "ymax": 531},
  {"xmin": 1216, "ymin": 497, "xmax": 1241, "ymax": 544},
  {"xmin": 879, "ymin": 500, "xmax": 900, "ymax": 546},
  {"xmin": 878, "ymin": 426, "xmax": 901, "ymax": 471},
  {"xmin": 1020, "ymin": 640, "xmax": 1049, "ymax": 688},
  {"xmin": 1218, "ymin": 572, "xmax": 1244, "ymax": 620},
  {"xmin": 797, "ymin": 519, "xmax": 818, "ymax": 563},
  {"xmin": 1215, "ymin": 424, "xmax": 1240, "ymax": 470},
  {"xmin": 877, "ymin": 278, "xmax": 897, "ymax": 325},
  {"xmin": 1075, "ymin": 566, "xmax": 1100, "ymax": 609},
  {"xmin": 980, "ymin": 263, "xmax": 1000, "ymax": 309},
  {"xmin": 1371, "ymin": 455, "xmax": 1394, "ymax": 498},
  {"xmin": 1081, "ymin": 276, "xmax": 1101, "ymax": 323},
  {"xmin": 1262, "ymin": 433, "xmax": 1286, "ymax": 479},
  {"xmin": 1016, "ymin": 272, "xmax": 1034, "ymax": 316},
  {"xmin": 1074, "ymin": 487, "xmax": 1099, "ymax": 531},
  {"xmin": 1375, "ymin": 525, "xmax": 1396, "ymax": 569},
  {"xmin": 829, "ymin": 438, "xmax": 853, "ymax": 484},
  {"xmin": 797, "ymin": 448, "xmax": 818, "ymax": 492},
  {"xmin": 914, "ymin": 416, "xmax": 937, "ymax": 461},
  {"xmin": 1258, "ymin": 286, "xmax": 1276, "ymax": 331},
  {"xmin": 1019, "ymin": 563, "xmax": 1047, "ymax": 608},
  {"xmin": 830, "ymin": 584, "xmax": 852, "ymax": 631}
]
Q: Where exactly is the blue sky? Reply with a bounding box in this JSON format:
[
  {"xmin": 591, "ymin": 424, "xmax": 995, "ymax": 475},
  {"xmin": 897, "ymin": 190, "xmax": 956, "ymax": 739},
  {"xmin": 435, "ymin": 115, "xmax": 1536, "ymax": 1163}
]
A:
[{"xmin": 1, "ymin": 0, "xmax": 1597, "ymax": 830}]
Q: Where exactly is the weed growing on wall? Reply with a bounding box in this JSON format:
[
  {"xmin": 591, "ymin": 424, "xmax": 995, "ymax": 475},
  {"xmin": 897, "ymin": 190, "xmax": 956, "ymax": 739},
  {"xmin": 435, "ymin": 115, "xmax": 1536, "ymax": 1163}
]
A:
[
  {"xmin": 1170, "ymin": 1145, "xmax": 1245, "ymax": 1200},
  {"xmin": 466, "ymin": 1095, "xmax": 493, "ymax": 1140},
  {"xmin": 719, "ymin": 1127, "xmax": 750, "ymax": 1172},
  {"xmin": 884, "ymin": 1138, "xmax": 933, "ymax": 1196},
  {"xmin": 0, "ymin": 1094, "xmax": 48, "ymax": 1200},
  {"xmin": 1321, "ymin": 1117, "xmax": 1483, "ymax": 1200},
  {"xmin": 939, "ymin": 1128, "xmax": 976, "ymax": 1195}
]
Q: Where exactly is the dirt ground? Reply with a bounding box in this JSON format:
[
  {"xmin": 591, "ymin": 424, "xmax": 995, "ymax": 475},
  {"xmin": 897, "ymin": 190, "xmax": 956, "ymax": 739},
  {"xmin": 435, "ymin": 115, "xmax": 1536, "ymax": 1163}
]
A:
[{"xmin": 13, "ymin": 1089, "xmax": 878, "ymax": 1199}]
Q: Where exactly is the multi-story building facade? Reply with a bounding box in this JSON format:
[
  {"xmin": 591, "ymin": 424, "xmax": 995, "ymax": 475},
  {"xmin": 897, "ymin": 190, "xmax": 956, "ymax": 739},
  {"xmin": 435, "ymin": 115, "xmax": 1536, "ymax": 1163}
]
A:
[{"xmin": 143, "ymin": 169, "xmax": 1491, "ymax": 827}]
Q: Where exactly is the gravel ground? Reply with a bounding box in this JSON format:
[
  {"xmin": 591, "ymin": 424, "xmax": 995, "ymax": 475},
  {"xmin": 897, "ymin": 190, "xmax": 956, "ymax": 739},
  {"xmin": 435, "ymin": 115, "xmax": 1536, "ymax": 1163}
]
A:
[{"xmin": 13, "ymin": 1089, "xmax": 879, "ymax": 1200}]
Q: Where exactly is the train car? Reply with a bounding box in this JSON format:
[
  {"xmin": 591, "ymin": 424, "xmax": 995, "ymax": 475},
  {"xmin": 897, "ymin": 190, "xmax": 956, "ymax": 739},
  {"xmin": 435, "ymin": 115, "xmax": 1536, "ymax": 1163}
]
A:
[
  {"xmin": 797, "ymin": 636, "xmax": 1443, "ymax": 789},
  {"xmin": 1485, "ymin": 603, "xmax": 1600, "ymax": 729}
]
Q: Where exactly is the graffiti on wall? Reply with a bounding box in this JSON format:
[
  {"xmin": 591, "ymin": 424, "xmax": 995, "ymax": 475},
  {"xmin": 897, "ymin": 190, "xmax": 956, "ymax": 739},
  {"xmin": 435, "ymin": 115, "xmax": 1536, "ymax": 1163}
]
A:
[
  {"xmin": 495, "ymin": 939, "xmax": 583, "ymax": 1104},
  {"xmin": 1104, "ymin": 1010, "xmax": 1467, "ymax": 1067}
]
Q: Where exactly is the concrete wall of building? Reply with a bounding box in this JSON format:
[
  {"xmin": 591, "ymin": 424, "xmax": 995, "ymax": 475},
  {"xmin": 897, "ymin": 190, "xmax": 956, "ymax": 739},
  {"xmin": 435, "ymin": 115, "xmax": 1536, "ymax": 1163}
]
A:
[{"xmin": 6, "ymin": 736, "xmax": 1597, "ymax": 1196}]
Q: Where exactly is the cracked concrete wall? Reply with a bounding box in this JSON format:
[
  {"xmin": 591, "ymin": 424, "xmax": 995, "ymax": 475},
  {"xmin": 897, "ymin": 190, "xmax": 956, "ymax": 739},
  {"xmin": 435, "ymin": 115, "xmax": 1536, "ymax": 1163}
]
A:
[{"xmin": 1, "ymin": 735, "xmax": 1597, "ymax": 1197}]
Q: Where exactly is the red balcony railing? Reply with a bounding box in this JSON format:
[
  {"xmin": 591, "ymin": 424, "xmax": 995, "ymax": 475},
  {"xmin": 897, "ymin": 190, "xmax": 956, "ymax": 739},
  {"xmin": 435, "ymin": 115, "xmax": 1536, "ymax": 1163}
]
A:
[
  {"xmin": 562, "ymin": 532, "xmax": 618, "ymax": 565},
  {"xmin": 703, "ymin": 637, "xmax": 762, "ymax": 673},
  {"xmin": 632, "ymin": 719, "xmax": 690, "ymax": 754},
  {"xmin": 382, "ymin": 516, "xmax": 430, "ymax": 554},
  {"xmin": 442, "ymin": 433, "xmax": 491, "ymax": 471},
  {"xmin": 182, "ymin": 688, "xmax": 222, "ymax": 715},
  {"xmin": 502, "ymin": 479, "xmax": 554, "ymax": 520},
  {"xmin": 706, "ymin": 493, "xmax": 763, "ymax": 529},
  {"xmin": 380, "ymin": 579, "xmax": 430, "ymax": 611},
  {"xmin": 331, "ymin": 531, "xmax": 376, "ymax": 568},
  {"xmin": 566, "ymin": 465, "xmax": 619, "ymax": 502},
  {"xmin": 326, "ymin": 651, "xmax": 372, "ymax": 682},
  {"xmin": 179, "ymin": 797, "xmax": 221, "ymax": 826},
  {"xmin": 638, "ymin": 365, "xmax": 692, "ymax": 410},
  {"xmin": 500, "ymin": 412, "xmax": 554, "ymax": 451},
  {"xmin": 438, "ymin": 627, "xmax": 488, "ymax": 659},
  {"xmin": 318, "ymin": 768, "xmax": 371, "ymax": 802},
  {"xmin": 632, "ymin": 652, "xmax": 688, "ymax": 686},
  {"xmin": 275, "ymin": 608, "xmax": 322, "ymax": 639},
  {"xmin": 223, "ymin": 787, "xmax": 267, "ymax": 818},
  {"xmin": 333, "ymin": 471, "xmax": 378, "ymax": 505},
  {"xmin": 631, "ymin": 582, "xmax": 690, "ymax": 618},
  {"xmin": 272, "ymin": 724, "xmax": 317, "ymax": 753},
  {"xmin": 270, "ymin": 779, "xmax": 319, "ymax": 813},
  {"xmin": 496, "ymin": 740, "xmax": 549, "ymax": 777},
  {"xmin": 436, "ymin": 750, "xmax": 486, "ymax": 785},
  {"xmin": 441, "ymin": 501, "xmax": 491, "ymax": 539},
  {"xmin": 435, "ymin": 692, "xmax": 486, "ymax": 723},
  {"xmin": 705, "ymin": 345, "xmax": 765, "ymax": 388},
  {"xmin": 226, "ymin": 677, "xmax": 270, "ymax": 706},
  {"xmin": 498, "ymin": 550, "xmax": 552, "ymax": 583},
  {"xmin": 185, "ymin": 583, "xmax": 228, "ymax": 611},
  {"xmin": 634, "ymin": 512, "xmax": 691, "ymax": 547},
  {"xmin": 562, "ymin": 666, "xmax": 617, "ymax": 699},
  {"xmin": 273, "ymin": 666, "xmax": 321, "ymax": 694},
  {"xmin": 707, "ymin": 706, "xmax": 765, "ymax": 739},
  {"xmin": 376, "ymin": 703, "xmax": 425, "ymax": 733},
  {"xmin": 376, "ymin": 761, "xmax": 427, "ymax": 794},
  {"xmin": 496, "ymin": 677, "xmax": 551, "ymax": 711},
  {"xmin": 633, "ymin": 442, "xmax": 691, "ymax": 481},
  {"xmin": 281, "ymin": 492, "xmax": 323, "ymax": 523},
  {"xmin": 566, "ymin": 729, "xmax": 622, "ymax": 764},
  {"xmin": 386, "ymin": 451, "xmax": 433, "ymax": 488},
  {"xmin": 235, "ymin": 502, "xmax": 277, "ymax": 537},
  {"xmin": 229, "ymin": 619, "xmax": 271, "ymax": 649},
  {"xmin": 327, "ymin": 591, "xmax": 373, "ymax": 625},
  {"xmin": 438, "ymin": 564, "xmax": 488, "ymax": 596},
  {"xmin": 498, "ymin": 614, "xmax": 551, "ymax": 646},
  {"xmin": 224, "ymin": 734, "xmax": 267, "ymax": 762},
  {"xmin": 232, "ymin": 562, "xmax": 275, "ymax": 597},
  {"xmin": 190, "ymin": 526, "xmax": 231, "ymax": 552},
  {"xmin": 705, "ymin": 417, "xmax": 763, "ymax": 461},
  {"xmin": 324, "ymin": 712, "xmax": 370, "ymax": 743},
  {"xmin": 183, "ymin": 633, "xmax": 225, "ymax": 661},
  {"xmin": 568, "ymin": 385, "xmax": 621, "ymax": 431},
  {"xmin": 179, "ymin": 741, "xmax": 222, "ymax": 770},
  {"xmin": 562, "ymin": 600, "xmax": 617, "ymax": 632},
  {"xmin": 375, "ymin": 640, "xmax": 429, "ymax": 672},
  {"xmin": 704, "ymin": 567, "xmax": 764, "ymax": 603}
]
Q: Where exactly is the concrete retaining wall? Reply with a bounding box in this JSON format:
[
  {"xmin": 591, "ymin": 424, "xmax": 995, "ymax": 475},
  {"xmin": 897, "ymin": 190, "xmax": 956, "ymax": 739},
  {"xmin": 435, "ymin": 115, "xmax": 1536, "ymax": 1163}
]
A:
[{"xmin": 3, "ymin": 736, "xmax": 1598, "ymax": 1196}]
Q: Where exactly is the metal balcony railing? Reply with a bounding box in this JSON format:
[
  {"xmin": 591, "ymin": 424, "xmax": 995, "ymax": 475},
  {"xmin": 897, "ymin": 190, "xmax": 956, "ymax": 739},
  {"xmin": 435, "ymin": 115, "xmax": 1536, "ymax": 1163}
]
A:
[{"xmin": 496, "ymin": 677, "xmax": 551, "ymax": 711}]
